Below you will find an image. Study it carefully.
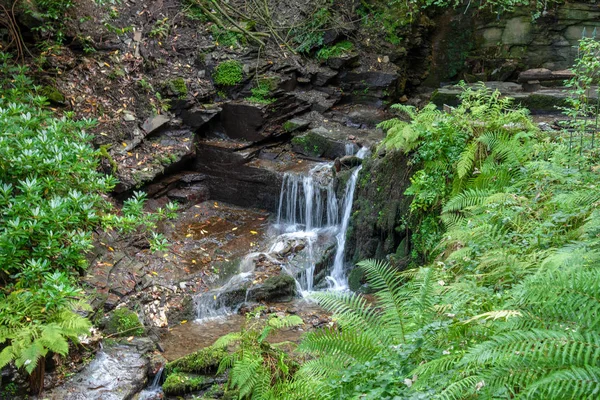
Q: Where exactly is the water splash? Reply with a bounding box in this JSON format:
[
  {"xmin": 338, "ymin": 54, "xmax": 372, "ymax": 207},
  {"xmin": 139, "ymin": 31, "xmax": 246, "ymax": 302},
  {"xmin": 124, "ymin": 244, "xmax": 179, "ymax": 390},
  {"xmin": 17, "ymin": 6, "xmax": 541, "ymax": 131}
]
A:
[{"xmin": 194, "ymin": 272, "xmax": 253, "ymax": 320}]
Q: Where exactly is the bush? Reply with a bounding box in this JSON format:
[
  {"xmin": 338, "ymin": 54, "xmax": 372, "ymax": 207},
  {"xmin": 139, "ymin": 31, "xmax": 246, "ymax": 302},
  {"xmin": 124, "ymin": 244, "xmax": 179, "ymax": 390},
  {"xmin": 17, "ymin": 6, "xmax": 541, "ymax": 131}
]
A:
[
  {"xmin": 0, "ymin": 53, "xmax": 176, "ymax": 392},
  {"xmin": 213, "ymin": 60, "xmax": 243, "ymax": 86}
]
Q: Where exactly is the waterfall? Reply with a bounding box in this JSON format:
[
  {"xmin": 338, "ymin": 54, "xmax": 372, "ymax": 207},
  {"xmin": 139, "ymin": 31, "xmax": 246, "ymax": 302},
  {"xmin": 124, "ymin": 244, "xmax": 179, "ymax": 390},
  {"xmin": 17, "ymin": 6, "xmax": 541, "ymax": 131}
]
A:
[
  {"xmin": 328, "ymin": 147, "xmax": 368, "ymax": 290},
  {"xmin": 277, "ymin": 164, "xmax": 336, "ymax": 230},
  {"xmin": 275, "ymin": 147, "xmax": 368, "ymax": 292}
]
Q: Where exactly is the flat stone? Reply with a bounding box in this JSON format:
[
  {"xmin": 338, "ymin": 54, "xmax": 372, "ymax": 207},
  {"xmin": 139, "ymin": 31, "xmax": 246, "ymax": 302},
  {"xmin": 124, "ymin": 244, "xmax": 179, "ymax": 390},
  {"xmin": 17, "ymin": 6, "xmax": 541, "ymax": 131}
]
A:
[
  {"xmin": 179, "ymin": 105, "xmax": 220, "ymax": 129},
  {"xmin": 142, "ymin": 114, "xmax": 170, "ymax": 134},
  {"xmin": 123, "ymin": 112, "xmax": 136, "ymax": 122}
]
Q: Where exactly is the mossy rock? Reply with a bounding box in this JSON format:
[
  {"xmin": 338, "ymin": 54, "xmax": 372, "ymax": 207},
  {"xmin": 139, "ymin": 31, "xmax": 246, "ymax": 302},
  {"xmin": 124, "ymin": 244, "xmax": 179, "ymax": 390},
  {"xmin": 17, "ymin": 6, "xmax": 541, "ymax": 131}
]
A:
[
  {"xmin": 248, "ymin": 274, "xmax": 297, "ymax": 302},
  {"xmin": 162, "ymin": 372, "xmax": 211, "ymax": 395},
  {"xmin": 104, "ymin": 307, "xmax": 144, "ymax": 337},
  {"xmin": 165, "ymin": 345, "xmax": 226, "ymax": 375},
  {"xmin": 291, "ymin": 130, "xmax": 332, "ymax": 157},
  {"xmin": 515, "ymin": 94, "xmax": 568, "ymax": 113},
  {"xmin": 283, "ymin": 118, "xmax": 310, "ymax": 133},
  {"xmin": 165, "ymin": 77, "xmax": 188, "ymax": 98},
  {"xmin": 430, "ymin": 89, "xmax": 460, "ymax": 108},
  {"xmin": 40, "ymin": 85, "xmax": 65, "ymax": 104}
]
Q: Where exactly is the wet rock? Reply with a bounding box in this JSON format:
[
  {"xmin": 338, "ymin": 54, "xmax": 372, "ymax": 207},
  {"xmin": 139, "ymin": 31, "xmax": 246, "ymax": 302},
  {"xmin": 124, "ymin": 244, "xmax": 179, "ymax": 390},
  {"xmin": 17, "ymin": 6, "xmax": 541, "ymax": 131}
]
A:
[
  {"xmin": 167, "ymin": 185, "xmax": 210, "ymax": 204},
  {"xmin": 291, "ymin": 127, "xmax": 349, "ymax": 159},
  {"xmin": 292, "ymin": 90, "xmax": 338, "ymax": 113},
  {"xmin": 339, "ymin": 155, "xmax": 362, "ymax": 169},
  {"xmin": 44, "ymin": 344, "xmax": 150, "ymax": 400},
  {"xmin": 142, "ymin": 115, "xmax": 170, "ymax": 134},
  {"xmin": 220, "ymin": 103, "xmax": 265, "ymax": 142},
  {"xmin": 283, "ymin": 118, "xmax": 310, "ymax": 133},
  {"xmin": 347, "ymin": 149, "xmax": 413, "ymax": 262},
  {"xmin": 247, "ymin": 274, "xmax": 297, "ymax": 302},
  {"xmin": 327, "ymin": 54, "xmax": 360, "ymax": 70}
]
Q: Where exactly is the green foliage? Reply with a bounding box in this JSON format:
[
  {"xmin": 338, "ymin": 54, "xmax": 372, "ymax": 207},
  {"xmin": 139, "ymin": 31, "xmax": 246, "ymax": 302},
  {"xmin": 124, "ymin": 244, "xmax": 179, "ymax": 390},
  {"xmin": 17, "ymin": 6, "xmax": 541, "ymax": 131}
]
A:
[
  {"xmin": 246, "ymin": 80, "xmax": 276, "ymax": 105},
  {"xmin": 105, "ymin": 307, "xmax": 144, "ymax": 337},
  {"xmin": 214, "ymin": 307, "xmax": 303, "ymax": 399},
  {"xmin": 29, "ymin": 0, "xmax": 76, "ymax": 43},
  {"xmin": 378, "ymin": 84, "xmax": 535, "ymax": 261},
  {"xmin": 0, "ymin": 273, "xmax": 91, "ymax": 374},
  {"xmin": 316, "ymin": 40, "xmax": 354, "ymax": 60},
  {"xmin": 149, "ymin": 18, "xmax": 170, "ymax": 39},
  {"xmin": 561, "ymin": 36, "xmax": 600, "ymax": 144},
  {"xmin": 0, "ymin": 54, "xmax": 176, "ymax": 389},
  {"xmin": 166, "ymin": 77, "xmax": 188, "ymax": 99},
  {"xmin": 213, "ymin": 60, "xmax": 243, "ymax": 86},
  {"xmin": 290, "ymin": 7, "xmax": 331, "ymax": 53},
  {"xmin": 211, "ymin": 25, "xmax": 245, "ymax": 48}
]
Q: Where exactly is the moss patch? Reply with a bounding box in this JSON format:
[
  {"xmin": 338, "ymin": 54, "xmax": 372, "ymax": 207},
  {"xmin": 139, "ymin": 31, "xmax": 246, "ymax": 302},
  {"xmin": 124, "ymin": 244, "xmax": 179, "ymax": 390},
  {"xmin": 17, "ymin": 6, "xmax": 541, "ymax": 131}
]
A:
[
  {"xmin": 165, "ymin": 345, "xmax": 226, "ymax": 375},
  {"xmin": 105, "ymin": 307, "xmax": 144, "ymax": 337},
  {"xmin": 213, "ymin": 60, "xmax": 243, "ymax": 86},
  {"xmin": 162, "ymin": 372, "xmax": 209, "ymax": 395},
  {"xmin": 40, "ymin": 85, "xmax": 65, "ymax": 104},
  {"xmin": 166, "ymin": 77, "xmax": 188, "ymax": 99},
  {"xmin": 291, "ymin": 131, "xmax": 331, "ymax": 157}
]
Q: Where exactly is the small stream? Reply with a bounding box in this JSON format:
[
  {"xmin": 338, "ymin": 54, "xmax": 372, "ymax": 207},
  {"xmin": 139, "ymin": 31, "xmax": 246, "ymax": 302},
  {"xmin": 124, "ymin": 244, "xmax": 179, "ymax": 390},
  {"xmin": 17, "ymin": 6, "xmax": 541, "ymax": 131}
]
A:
[
  {"xmin": 158, "ymin": 148, "xmax": 368, "ymax": 392},
  {"xmin": 188, "ymin": 146, "xmax": 368, "ymax": 320}
]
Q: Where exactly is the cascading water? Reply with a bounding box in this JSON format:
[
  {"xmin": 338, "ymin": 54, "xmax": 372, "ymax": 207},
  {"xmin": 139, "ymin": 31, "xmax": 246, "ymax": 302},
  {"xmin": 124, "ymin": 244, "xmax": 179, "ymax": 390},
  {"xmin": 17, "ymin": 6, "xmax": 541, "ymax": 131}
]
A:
[
  {"xmin": 275, "ymin": 147, "xmax": 368, "ymax": 293},
  {"xmin": 191, "ymin": 146, "xmax": 368, "ymax": 320},
  {"xmin": 328, "ymin": 147, "xmax": 369, "ymax": 289},
  {"xmin": 275, "ymin": 164, "xmax": 338, "ymax": 292}
]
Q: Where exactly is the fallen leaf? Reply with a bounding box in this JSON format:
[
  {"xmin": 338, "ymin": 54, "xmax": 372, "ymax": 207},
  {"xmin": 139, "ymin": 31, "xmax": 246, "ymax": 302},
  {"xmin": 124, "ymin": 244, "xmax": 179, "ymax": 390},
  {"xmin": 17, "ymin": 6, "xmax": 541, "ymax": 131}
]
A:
[
  {"xmin": 180, "ymin": 320, "xmax": 187, "ymax": 324},
  {"xmin": 232, "ymin": 227, "xmax": 238, "ymax": 231},
  {"xmin": 151, "ymin": 271, "xmax": 158, "ymax": 276},
  {"xmin": 250, "ymin": 231, "xmax": 258, "ymax": 235}
]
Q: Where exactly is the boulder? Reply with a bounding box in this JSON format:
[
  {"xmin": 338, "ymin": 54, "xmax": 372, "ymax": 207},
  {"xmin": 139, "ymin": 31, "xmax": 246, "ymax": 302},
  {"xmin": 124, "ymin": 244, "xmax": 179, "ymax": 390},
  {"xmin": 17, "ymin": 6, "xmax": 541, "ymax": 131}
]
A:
[
  {"xmin": 44, "ymin": 343, "xmax": 150, "ymax": 400},
  {"xmin": 247, "ymin": 274, "xmax": 297, "ymax": 302}
]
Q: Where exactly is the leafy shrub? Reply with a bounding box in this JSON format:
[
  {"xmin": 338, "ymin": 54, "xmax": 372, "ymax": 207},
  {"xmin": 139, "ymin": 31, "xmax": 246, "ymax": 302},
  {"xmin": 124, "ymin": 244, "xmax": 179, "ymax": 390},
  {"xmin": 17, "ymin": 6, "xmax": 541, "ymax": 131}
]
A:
[
  {"xmin": 290, "ymin": 7, "xmax": 331, "ymax": 53},
  {"xmin": 0, "ymin": 53, "xmax": 177, "ymax": 392},
  {"xmin": 213, "ymin": 60, "xmax": 243, "ymax": 86}
]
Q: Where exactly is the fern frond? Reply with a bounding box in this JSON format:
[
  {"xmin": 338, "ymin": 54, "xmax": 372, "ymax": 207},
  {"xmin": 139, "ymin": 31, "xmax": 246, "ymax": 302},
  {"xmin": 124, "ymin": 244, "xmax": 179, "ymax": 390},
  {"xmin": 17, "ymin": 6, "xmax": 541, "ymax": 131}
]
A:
[{"xmin": 523, "ymin": 366, "xmax": 600, "ymax": 399}]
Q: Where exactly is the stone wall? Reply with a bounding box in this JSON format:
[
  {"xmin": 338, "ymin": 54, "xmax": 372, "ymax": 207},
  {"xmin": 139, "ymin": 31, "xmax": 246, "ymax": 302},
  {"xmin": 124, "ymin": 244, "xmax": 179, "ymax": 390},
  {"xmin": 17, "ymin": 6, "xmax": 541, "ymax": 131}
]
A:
[{"xmin": 427, "ymin": 2, "xmax": 600, "ymax": 84}]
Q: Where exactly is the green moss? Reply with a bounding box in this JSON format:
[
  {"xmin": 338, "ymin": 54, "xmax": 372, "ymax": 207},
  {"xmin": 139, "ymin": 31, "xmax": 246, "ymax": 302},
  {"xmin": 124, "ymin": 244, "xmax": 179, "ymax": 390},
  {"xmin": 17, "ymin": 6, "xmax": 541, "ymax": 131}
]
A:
[
  {"xmin": 105, "ymin": 307, "xmax": 144, "ymax": 337},
  {"xmin": 213, "ymin": 60, "xmax": 243, "ymax": 86},
  {"xmin": 291, "ymin": 132, "xmax": 330, "ymax": 157},
  {"xmin": 167, "ymin": 77, "xmax": 188, "ymax": 99},
  {"xmin": 40, "ymin": 85, "xmax": 65, "ymax": 104},
  {"xmin": 165, "ymin": 345, "xmax": 226, "ymax": 374},
  {"xmin": 162, "ymin": 372, "xmax": 208, "ymax": 395},
  {"xmin": 98, "ymin": 144, "xmax": 118, "ymax": 173},
  {"xmin": 516, "ymin": 94, "xmax": 568, "ymax": 113},
  {"xmin": 316, "ymin": 40, "xmax": 354, "ymax": 60}
]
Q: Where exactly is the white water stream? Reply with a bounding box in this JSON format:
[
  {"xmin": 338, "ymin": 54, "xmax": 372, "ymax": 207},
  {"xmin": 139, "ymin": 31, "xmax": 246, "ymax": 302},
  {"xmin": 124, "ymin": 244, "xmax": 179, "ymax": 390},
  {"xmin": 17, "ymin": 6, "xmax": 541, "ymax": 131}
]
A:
[{"xmin": 193, "ymin": 147, "xmax": 368, "ymax": 319}]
